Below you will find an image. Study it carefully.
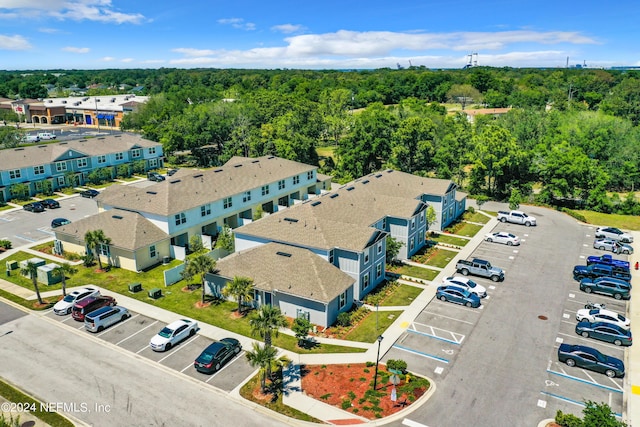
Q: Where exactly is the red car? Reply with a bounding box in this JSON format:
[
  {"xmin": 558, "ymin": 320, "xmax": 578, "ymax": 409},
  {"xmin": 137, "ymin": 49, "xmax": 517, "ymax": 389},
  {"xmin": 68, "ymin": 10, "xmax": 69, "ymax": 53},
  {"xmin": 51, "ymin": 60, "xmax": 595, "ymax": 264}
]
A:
[{"xmin": 71, "ymin": 295, "xmax": 116, "ymax": 321}]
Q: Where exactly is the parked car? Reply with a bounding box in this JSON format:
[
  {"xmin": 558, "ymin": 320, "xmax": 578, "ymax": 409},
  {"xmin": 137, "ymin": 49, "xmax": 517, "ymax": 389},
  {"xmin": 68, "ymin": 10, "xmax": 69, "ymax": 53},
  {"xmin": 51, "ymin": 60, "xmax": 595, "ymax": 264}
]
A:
[
  {"xmin": 576, "ymin": 308, "xmax": 630, "ymax": 330},
  {"xmin": 40, "ymin": 198, "xmax": 60, "ymax": 209},
  {"xmin": 147, "ymin": 172, "xmax": 165, "ymax": 182},
  {"xmin": 84, "ymin": 305, "xmax": 131, "ymax": 332},
  {"xmin": 595, "ymin": 227, "xmax": 633, "ymax": 243},
  {"xmin": 51, "ymin": 218, "xmax": 71, "ymax": 228},
  {"xmin": 442, "ymin": 276, "xmax": 487, "ymax": 298},
  {"xmin": 579, "ymin": 277, "xmax": 631, "ymax": 300},
  {"xmin": 484, "ymin": 231, "xmax": 520, "ymax": 246},
  {"xmin": 593, "ymin": 238, "xmax": 633, "ymax": 255},
  {"xmin": 194, "ymin": 338, "xmax": 242, "ymax": 374},
  {"xmin": 586, "ymin": 254, "xmax": 630, "ymax": 270},
  {"xmin": 37, "ymin": 132, "xmax": 56, "ymax": 140},
  {"xmin": 557, "ymin": 343, "xmax": 625, "ymax": 378},
  {"xmin": 71, "ymin": 295, "xmax": 116, "ymax": 321},
  {"xmin": 573, "ymin": 263, "xmax": 631, "ymax": 282},
  {"xmin": 497, "ymin": 210, "xmax": 536, "ymax": 226},
  {"xmin": 22, "ymin": 134, "xmax": 40, "ymax": 143},
  {"xmin": 436, "ymin": 285, "xmax": 481, "ymax": 308},
  {"xmin": 575, "ymin": 321, "xmax": 632, "ymax": 346},
  {"xmin": 23, "ymin": 202, "xmax": 45, "ymax": 212},
  {"xmin": 53, "ymin": 287, "xmax": 100, "ymax": 315},
  {"xmin": 80, "ymin": 189, "xmax": 100, "ymax": 198},
  {"xmin": 455, "ymin": 258, "xmax": 504, "ymax": 282},
  {"xmin": 150, "ymin": 319, "xmax": 199, "ymax": 351}
]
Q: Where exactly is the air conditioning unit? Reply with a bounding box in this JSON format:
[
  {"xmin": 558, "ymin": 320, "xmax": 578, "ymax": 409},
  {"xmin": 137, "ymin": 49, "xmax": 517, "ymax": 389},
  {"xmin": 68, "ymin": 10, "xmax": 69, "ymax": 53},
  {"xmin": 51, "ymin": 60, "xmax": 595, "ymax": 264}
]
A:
[
  {"xmin": 128, "ymin": 283, "xmax": 142, "ymax": 293},
  {"xmin": 148, "ymin": 288, "xmax": 162, "ymax": 299}
]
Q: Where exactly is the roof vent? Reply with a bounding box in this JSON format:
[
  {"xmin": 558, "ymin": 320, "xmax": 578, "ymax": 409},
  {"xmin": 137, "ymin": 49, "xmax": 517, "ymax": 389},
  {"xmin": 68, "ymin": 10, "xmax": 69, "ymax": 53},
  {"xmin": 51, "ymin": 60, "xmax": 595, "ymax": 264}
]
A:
[
  {"xmin": 276, "ymin": 251, "xmax": 292, "ymax": 258},
  {"xmin": 112, "ymin": 215, "xmax": 123, "ymax": 220},
  {"xmin": 251, "ymin": 160, "xmax": 259, "ymax": 163},
  {"xmin": 14, "ymin": 148, "xmax": 24, "ymax": 151},
  {"xmin": 267, "ymin": 156, "xmax": 275, "ymax": 159},
  {"xmin": 214, "ymin": 169, "xmax": 223, "ymax": 173},
  {"xmin": 234, "ymin": 164, "xmax": 243, "ymax": 168},
  {"xmin": 284, "ymin": 218, "xmax": 299, "ymax": 223},
  {"xmin": 169, "ymin": 179, "xmax": 181, "ymax": 184},
  {"xmin": 330, "ymin": 194, "xmax": 339, "ymax": 199},
  {"xmin": 193, "ymin": 174, "xmax": 203, "ymax": 178},
  {"xmin": 311, "ymin": 201, "xmax": 321, "ymax": 206},
  {"xmin": 375, "ymin": 174, "xmax": 382, "ymax": 178},
  {"xmin": 362, "ymin": 180, "xmax": 369, "ymax": 184},
  {"xmin": 346, "ymin": 186, "xmax": 355, "ymax": 191},
  {"xmin": 146, "ymin": 191, "xmax": 157, "ymax": 195}
]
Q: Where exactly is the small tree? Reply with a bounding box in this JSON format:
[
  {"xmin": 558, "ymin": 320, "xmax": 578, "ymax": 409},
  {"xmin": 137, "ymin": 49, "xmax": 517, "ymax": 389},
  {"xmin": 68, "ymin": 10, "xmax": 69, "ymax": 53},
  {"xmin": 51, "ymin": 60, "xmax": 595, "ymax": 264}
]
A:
[
  {"xmin": 475, "ymin": 195, "xmax": 489, "ymax": 210},
  {"xmin": 221, "ymin": 276, "xmax": 254, "ymax": 315},
  {"xmin": 51, "ymin": 263, "xmax": 78, "ymax": 297},
  {"xmin": 19, "ymin": 261, "xmax": 43, "ymax": 305},
  {"xmin": 9, "ymin": 183, "xmax": 29, "ymax": 201},
  {"xmin": 189, "ymin": 234, "xmax": 204, "ymax": 253},
  {"xmin": 246, "ymin": 342, "xmax": 278, "ymax": 392},
  {"xmin": 181, "ymin": 254, "xmax": 217, "ymax": 304},
  {"xmin": 386, "ymin": 359, "xmax": 408, "ymax": 373},
  {"xmin": 385, "ymin": 236, "xmax": 404, "ymax": 264},
  {"xmin": 215, "ymin": 225, "xmax": 234, "ymax": 253},
  {"xmin": 85, "ymin": 229, "xmax": 111, "ymax": 271},
  {"xmin": 253, "ymin": 205, "xmax": 264, "ymax": 221},
  {"xmin": 250, "ymin": 304, "xmax": 287, "ymax": 349},
  {"xmin": 426, "ymin": 205, "xmax": 437, "ymax": 231},
  {"xmin": 508, "ymin": 187, "xmax": 522, "ymax": 210},
  {"xmin": 292, "ymin": 317, "xmax": 312, "ymax": 347}
]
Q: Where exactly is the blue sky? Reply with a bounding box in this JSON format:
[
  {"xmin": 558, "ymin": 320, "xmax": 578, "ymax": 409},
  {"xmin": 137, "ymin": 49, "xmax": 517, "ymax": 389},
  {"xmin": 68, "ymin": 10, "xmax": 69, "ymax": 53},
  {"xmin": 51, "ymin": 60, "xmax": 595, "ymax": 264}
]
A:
[{"xmin": 1, "ymin": 0, "xmax": 638, "ymax": 70}]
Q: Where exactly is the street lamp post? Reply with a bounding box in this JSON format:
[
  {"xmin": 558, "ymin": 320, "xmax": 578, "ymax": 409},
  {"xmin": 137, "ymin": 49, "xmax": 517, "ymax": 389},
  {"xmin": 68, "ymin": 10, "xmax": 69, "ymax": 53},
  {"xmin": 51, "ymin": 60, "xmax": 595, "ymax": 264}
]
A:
[{"xmin": 372, "ymin": 335, "xmax": 384, "ymax": 391}]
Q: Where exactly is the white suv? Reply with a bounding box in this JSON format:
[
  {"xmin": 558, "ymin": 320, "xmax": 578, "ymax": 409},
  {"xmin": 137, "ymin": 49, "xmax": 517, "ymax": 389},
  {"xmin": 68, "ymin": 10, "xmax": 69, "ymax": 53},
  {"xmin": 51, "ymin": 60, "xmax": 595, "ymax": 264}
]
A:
[
  {"xmin": 37, "ymin": 132, "xmax": 56, "ymax": 140},
  {"xmin": 53, "ymin": 287, "xmax": 100, "ymax": 315}
]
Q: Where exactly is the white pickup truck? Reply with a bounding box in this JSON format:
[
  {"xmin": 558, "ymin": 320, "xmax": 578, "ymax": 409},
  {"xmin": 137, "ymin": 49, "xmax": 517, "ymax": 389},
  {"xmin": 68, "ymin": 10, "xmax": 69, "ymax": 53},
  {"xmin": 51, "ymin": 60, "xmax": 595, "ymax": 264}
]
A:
[{"xmin": 497, "ymin": 210, "xmax": 536, "ymax": 226}]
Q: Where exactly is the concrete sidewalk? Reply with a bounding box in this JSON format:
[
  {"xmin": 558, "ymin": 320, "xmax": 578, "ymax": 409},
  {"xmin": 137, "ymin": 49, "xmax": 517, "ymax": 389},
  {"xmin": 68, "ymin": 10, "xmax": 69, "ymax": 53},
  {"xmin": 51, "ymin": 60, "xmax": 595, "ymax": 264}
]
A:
[{"xmin": 624, "ymin": 231, "xmax": 639, "ymax": 427}]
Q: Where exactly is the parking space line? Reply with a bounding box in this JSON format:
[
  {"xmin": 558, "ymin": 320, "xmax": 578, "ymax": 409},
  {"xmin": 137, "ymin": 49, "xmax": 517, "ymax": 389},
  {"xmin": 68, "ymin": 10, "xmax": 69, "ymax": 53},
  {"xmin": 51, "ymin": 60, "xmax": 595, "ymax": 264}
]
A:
[
  {"xmin": 180, "ymin": 362, "xmax": 193, "ymax": 373},
  {"xmin": 557, "ymin": 331, "xmax": 626, "ymax": 352},
  {"xmin": 392, "ymin": 344, "xmax": 449, "ymax": 363},
  {"xmin": 96, "ymin": 314, "xmax": 140, "ymax": 337},
  {"xmin": 546, "ymin": 369, "xmax": 623, "ymax": 393},
  {"xmin": 116, "ymin": 319, "xmax": 158, "ymax": 345},
  {"xmin": 407, "ymin": 328, "xmax": 462, "ymax": 345},
  {"xmin": 540, "ymin": 391, "xmax": 623, "ymax": 418},
  {"xmin": 158, "ymin": 335, "xmax": 199, "ymax": 363},
  {"xmin": 415, "ymin": 312, "xmax": 474, "ymax": 325}
]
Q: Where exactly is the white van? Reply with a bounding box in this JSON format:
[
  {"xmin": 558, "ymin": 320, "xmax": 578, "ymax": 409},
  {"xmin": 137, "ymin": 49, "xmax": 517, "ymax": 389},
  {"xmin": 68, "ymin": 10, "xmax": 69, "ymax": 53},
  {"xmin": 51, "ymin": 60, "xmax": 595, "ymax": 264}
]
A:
[
  {"xmin": 37, "ymin": 132, "xmax": 56, "ymax": 140},
  {"xmin": 23, "ymin": 134, "xmax": 40, "ymax": 143},
  {"xmin": 84, "ymin": 305, "xmax": 130, "ymax": 332}
]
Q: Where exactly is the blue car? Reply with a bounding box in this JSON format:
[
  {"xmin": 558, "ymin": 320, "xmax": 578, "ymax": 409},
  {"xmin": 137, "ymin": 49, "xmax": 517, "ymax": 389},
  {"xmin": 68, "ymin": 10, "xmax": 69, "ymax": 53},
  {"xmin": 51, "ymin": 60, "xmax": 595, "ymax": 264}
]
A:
[
  {"xmin": 575, "ymin": 321, "xmax": 632, "ymax": 346},
  {"xmin": 436, "ymin": 285, "xmax": 481, "ymax": 308},
  {"xmin": 558, "ymin": 343, "xmax": 624, "ymax": 378}
]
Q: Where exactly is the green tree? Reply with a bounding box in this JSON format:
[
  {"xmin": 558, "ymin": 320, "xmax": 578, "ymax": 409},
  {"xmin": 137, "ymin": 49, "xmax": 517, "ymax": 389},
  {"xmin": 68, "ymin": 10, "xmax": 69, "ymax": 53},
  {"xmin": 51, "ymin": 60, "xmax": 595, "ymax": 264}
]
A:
[
  {"xmin": 189, "ymin": 235, "xmax": 204, "ymax": 253},
  {"xmin": 426, "ymin": 206, "xmax": 437, "ymax": 230},
  {"xmin": 221, "ymin": 276, "xmax": 254, "ymax": 315},
  {"xmin": 51, "ymin": 263, "xmax": 78, "ymax": 297},
  {"xmin": 84, "ymin": 229, "xmax": 111, "ymax": 271},
  {"xmin": 508, "ymin": 188, "xmax": 522, "ymax": 210},
  {"xmin": 249, "ymin": 304, "xmax": 287, "ymax": 349},
  {"xmin": 387, "ymin": 116, "xmax": 436, "ymax": 174},
  {"xmin": 0, "ymin": 127, "xmax": 21, "ymax": 148},
  {"xmin": 246, "ymin": 342, "xmax": 278, "ymax": 392},
  {"xmin": 471, "ymin": 124, "xmax": 520, "ymax": 197},
  {"xmin": 385, "ymin": 236, "xmax": 404, "ymax": 264},
  {"xmin": 19, "ymin": 261, "xmax": 43, "ymax": 305},
  {"xmin": 9, "ymin": 183, "xmax": 29, "ymax": 201},
  {"xmin": 181, "ymin": 254, "xmax": 217, "ymax": 304},
  {"xmin": 215, "ymin": 225, "xmax": 234, "ymax": 253},
  {"xmin": 292, "ymin": 317, "xmax": 312, "ymax": 347},
  {"xmin": 446, "ymin": 84, "xmax": 482, "ymax": 109}
]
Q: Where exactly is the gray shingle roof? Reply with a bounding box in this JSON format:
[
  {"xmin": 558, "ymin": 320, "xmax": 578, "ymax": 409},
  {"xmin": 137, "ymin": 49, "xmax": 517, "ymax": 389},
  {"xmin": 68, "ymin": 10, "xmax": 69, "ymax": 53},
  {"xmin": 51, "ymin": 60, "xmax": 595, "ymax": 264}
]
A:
[
  {"xmin": 54, "ymin": 209, "xmax": 169, "ymax": 251},
  {"xmin": 351, "ymin": 170, "xmax": 456, "ymax": 198},
  {"xmin": 97, "ymin": 156, "xmax": 316, "ymax": 216},
  {"xmin": 0, "ymin": 133, "xmax": 161, "ymax": 170},
  {"xmin": 212, "ymin": 242, "xmax": 355, "ymax": 303}
]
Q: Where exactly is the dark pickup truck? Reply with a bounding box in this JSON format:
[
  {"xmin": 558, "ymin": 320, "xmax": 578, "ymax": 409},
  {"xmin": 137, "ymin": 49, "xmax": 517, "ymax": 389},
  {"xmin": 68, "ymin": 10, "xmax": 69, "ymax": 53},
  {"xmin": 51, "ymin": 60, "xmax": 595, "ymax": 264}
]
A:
[
  {"xmin": 586, "ymin": 254, "xmax": 630, "ymax": 270},
  {"xmin": 573, "ymin": 263, "xmax": 631, "ymax": 282}
]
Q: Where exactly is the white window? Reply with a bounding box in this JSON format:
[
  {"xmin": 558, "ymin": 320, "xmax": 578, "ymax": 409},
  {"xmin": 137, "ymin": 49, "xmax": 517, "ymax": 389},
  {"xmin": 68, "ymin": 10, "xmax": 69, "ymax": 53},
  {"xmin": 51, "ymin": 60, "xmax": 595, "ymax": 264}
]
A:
[
  {"xmin": 328, "ymin": 250, "xmax": 334, "ymax": 264},
  {"xmin": 377, "ymin": 242, "xmax": 383, "ymax": 254},
  {"xmin": 98, "ymin": 243, "xmax": 110, "ymax": 257},
  {"xmin": 382, "ymin": 218, "xmax": 386, "ymax": 229},
  {"xmin": 149, "ymin": 158, "xmax": 158, "ymax": 168},
  {"xmin": 243, "ymin": 191, "xmax": 251, "ymax": 203},
  {"xmin": 293, "ymin": 175, "xmax": 300, "ymax": 185},
  {"xmin": 376, "ymin": 263, "xmax": 383, "ymax": 278},
  {"xmin": 410, "ymin": 237, "xmax": 415, "ymax": 251},
  {"xmin": 411, "ymin": 218, "xmax": 415, "ymax": 229},
  {"xmin": 35, "ymin": 181, "xmax": 43, "ymax": 191},
  {"xmin": 9, "ymin": 170, "xmax": 21, "ymax": 179},
  {"xmin": 149, "ymin": 147, "xmax": 156, "ymax": 155},
  {"xmin": 420, "ymin": 212, "xmax": 424, "ymax": 222},
  {"xmin": 56, "ymin": 161, "xmax": 67, "ymax": 172},
  {"xmin": 339, "ymin": 292, "xmax": 346, "ymax": 309},
  {"xmin": 364, "ymin": 253, "xmax": 369, "ymax": 264},
  {"xmin": 115, "ymin": 152, "xmax": 124, "ymax": 161},
  {"xmin": 149, "ymin": 245, "xmax": 156, "ymax": 258},
  {"xmin": 223, "ymin": 197, "xmax": 232, "ymax": 209},
  {"xmin": 76, "ymin": 158, "xmax": 88, "ymax": 168},
  {"xmin": 361, "ymin": 273, "xmax": 369, "ymax": 292},
  {"xmin": 261, "ymin": 185, "xmax": 269, "ymax": 196},
  {"xmin": 278, "ymin": 179, "xmax": 285, "ymax": 190},
  {"xmin": 57, "ymin": 176, "xmax": 65, "ymax": 186},
  {"xmin": 131, "ymin": 149, "xmax": 141, "ymax": 158},
  {"xmin": 201, "ymin": 204, "xmax": 211, "ymax": 217},
  {"xmin": 97, "ymin": 155, "xmax": 106, "ymax": 164},
  {"xmin": 307, "ymin": 171, "xmax": 313, "ymax": 180},
  {"xmin": 34, "ymin": 165, "xmax": 44, "ymax": 175},
  {"xmin": 174, "ymin": 213, "xmax": 186, "ymax": 225}
]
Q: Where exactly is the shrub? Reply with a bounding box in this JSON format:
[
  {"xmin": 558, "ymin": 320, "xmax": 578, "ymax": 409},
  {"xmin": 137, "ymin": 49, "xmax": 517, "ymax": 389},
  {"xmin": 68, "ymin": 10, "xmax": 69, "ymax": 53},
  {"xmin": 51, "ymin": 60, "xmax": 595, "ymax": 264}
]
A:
[
  {"xmin": 336, "ymin": 311, "xmax": 351, "ymax": 327},
  {"xmin": 386, "ymin": 359, "xmax": 408, "ymax": 372},
  {"xmin": 555, "ymin": 410, "xmax": 583, "ymax": 427},
  {"xmin": 320, "ymin": 393, "xmax": 332, "ymax": 400},
  {"xmin": 0, "ymin": 239, "xmax": 12, "ymax": 249},
  {"xmin": 365, "ymin": 361, "xmax": 375, "ymax": 367},
  {"xmin": 561, "ymin": 208, "xmax": 588, "ymax": 223},
  {"xmin": 341, "ymin": 399, "xmax": 351, "ymax": 410}
]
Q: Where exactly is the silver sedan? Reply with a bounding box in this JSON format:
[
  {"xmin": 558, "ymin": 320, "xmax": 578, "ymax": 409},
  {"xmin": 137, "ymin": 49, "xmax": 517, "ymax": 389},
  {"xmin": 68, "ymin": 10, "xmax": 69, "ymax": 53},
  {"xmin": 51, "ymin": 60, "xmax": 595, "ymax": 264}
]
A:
[
  {"xmin": 484, "ymin": 231, "xmax": 520, "ymax": 246},
  {"xmin": 593, "ymin": 238, "xmax": 633, "ymax": 254}
]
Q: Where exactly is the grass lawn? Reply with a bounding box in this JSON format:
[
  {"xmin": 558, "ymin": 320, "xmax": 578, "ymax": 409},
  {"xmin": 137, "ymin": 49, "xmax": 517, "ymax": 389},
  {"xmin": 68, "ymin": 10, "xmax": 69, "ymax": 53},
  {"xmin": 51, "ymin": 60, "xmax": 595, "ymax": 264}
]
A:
[
  {"xmin": 389, "ymin": 264, "xmax": 439, "ymax": 281},
  {"xmin": 3, "ymin": 249, "xmax": 363, "ymax": 354},
  {"xmin": 342, "ymin": 309, "xmax": 403, "ymax": 342},
  {"xmin": 0, "ymin": 380, "xmax": 74, "ymax": 427},
  {"xmin": 379, "ymin": 284, "xmax": 423, "ymax": 307},
  {"xmin": 427, "ymin": 234, "xmax": 469, "ymax": 247},
  {"xmin": 445, "ymin": 222, "xmax": 483, "ymax": 237},
  {"xmin": 463, "ymin": 211, "xmax": 490, "ymax": 224},
  {"xmin": 0, "ymin": 204, "xmax": 13, "ymax": 212},
  {"xmin": 426, "ymin": 248, "xmax": 458, "ymax": 268},
  {"xmin": 575, "ymin": 210, "xmax": 640, "ymax": 231}
]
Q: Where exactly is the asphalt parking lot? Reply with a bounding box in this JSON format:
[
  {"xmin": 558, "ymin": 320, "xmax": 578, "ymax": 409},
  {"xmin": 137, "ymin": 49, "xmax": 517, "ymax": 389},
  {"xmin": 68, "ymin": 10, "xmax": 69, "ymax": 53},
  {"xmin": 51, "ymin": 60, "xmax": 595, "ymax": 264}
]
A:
[{"xmin": 44, "ymin": 304, "xmax": 254, "ymax": 392}]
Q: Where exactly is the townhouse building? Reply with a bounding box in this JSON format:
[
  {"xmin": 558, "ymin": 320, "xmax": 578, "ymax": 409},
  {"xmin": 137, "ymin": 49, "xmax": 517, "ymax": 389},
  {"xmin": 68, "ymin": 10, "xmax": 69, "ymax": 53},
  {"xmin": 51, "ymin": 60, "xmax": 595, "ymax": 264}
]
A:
[{"xmin": 0, "ymin": 134, "xmax": 163, "ymax": 202}]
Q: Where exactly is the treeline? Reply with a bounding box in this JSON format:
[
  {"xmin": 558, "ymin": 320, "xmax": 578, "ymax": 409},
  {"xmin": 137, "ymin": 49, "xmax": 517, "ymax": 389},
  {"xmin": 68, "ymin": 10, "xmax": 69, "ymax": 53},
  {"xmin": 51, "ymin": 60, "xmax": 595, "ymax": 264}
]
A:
[{"xmin": 2, "ymin": 67, "xmax": 640, "ymax": 214}]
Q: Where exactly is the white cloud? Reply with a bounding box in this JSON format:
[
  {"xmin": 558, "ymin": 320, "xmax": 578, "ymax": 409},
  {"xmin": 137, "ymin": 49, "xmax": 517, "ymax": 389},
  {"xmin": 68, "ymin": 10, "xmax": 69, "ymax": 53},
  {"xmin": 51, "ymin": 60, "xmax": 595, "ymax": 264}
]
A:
[
  {"xmin": 62, "ymin": 46, "xmax": 89, "ymax": 53},
  {"xmin": 217, "ymin": 17, "xmax": 256, "ymax": 31},
  {"xmin": 271, "ymin": 24, "xmax": 305, "ymax": 34},
  {"xmin": 120, "ymin": 58, "xmax": 134, "ymax": 63},
  {"xmin": 100, "ymin": 56, "xmax": 115, "ymax": 62},
  {"xmin": 0, "ymin": 34, "xmax": 32, "ymax": 50},
  {"xmin": 0, "ymin": 0, "xmax": 145, "ymax": 24},
  {"xmin": 172, "ymin": 47, "xmax": 218, "ymax": 57},
  {"xmin": 38, "ymin": 27, "xmax": 61, "ymax": 33}
]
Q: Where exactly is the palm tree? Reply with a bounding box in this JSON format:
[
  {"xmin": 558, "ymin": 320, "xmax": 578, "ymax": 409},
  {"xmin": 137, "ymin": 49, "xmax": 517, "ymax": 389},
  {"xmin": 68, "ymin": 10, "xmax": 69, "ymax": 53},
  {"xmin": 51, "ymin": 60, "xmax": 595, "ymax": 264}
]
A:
[
  {"xmin": 182, "ymin": 254, "xmax": 217, "ymax": 304},
  {"xmin": 249, "ymin": 304, "xmax": 287, "ymax": 349},
  {"xmin": 84, "ymin": 229, "xmax": 111, "ymax": 271},
  {"xmin": 84, "ymin": 230, "xmax": 98, "ymax": 268},
  {"xmin": 19, "ymin": 261, "xmax": 43, "ymax": 305},
  {"xmin": 51, "ymin": 263, "xmax": 78, "ymax": 297},
  {"xmin": 245, "ymin": 342, "xmax": 277, "ymax": 392},
  {"xmin": 221, "ymin": 276, "xmax": 254, "ymax": 315},
  {"xmin": 93, "ymin": 229, "xmax": 112, "ymax": 270}
]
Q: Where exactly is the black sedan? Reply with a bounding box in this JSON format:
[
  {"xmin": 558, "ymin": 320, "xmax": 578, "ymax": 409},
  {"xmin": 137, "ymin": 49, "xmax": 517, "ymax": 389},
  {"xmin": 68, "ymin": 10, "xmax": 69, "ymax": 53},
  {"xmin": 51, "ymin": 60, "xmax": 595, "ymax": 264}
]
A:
[
  {"xmin": 194, "ymin": 338, "xmax": 242, "ymax": 374},
  {"xmin": 23, "ymin": 202, "xmax": 45, "ymax": 212},
  {"xmin": 41, "ymin": 198, "xmax": 60, "ymax": 208},
  {"xmin": 558, "ymin": 343, "xmax": 624, "ymax": 378},
  {"xmin": 51, "ymin": 218, "xmax": 71, "ymax": 228},
  {"xmin": 80, "ymin": 189, "xmax": 99, "ymax": 198}
]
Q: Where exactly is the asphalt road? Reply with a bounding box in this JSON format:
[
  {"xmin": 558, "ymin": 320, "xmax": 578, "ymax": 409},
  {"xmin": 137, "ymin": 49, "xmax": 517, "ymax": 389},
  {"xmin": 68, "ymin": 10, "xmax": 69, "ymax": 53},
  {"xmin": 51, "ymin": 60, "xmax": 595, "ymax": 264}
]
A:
[{"xmin": 0, "ymin": 304, "xmax": 288, "ymax": 427}]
